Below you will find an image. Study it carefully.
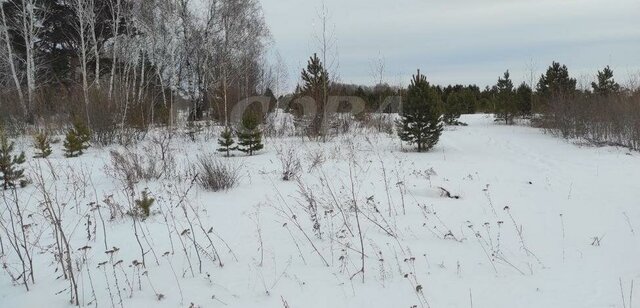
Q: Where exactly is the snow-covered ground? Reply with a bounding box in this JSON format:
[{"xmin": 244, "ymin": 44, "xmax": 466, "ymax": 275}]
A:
[{"xmin": 1, "ymin": 114, "xmax": 639, "ymax": 308}]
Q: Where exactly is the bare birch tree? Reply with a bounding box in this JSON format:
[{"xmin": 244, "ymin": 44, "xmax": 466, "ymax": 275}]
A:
[
  {"xmin": 107, "ymin": 0, "xmax": 122, "ymax": 100},
  {"xmin": 272, "ymin": 51, "xmax": 288, "ymax": 110},
  {"xmin": 87, "ymin": 0, "xmax": 100, "ymax": 89},
  {"xmin": 19, "ymin": 0, "xmax": 39, "ymax": 115},
  {"xmin": 0, "ymin": 2, "xmax": 25, "ymax": 115},
  {"xmin": 314, "ymin": 0, "xmax": 338, "ymax": 141},
  {"xmin": 72, "ymin": 0, "xmax": 93, "ymax": 124}
]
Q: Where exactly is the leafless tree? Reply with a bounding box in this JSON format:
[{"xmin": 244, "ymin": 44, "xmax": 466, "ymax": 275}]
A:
[
  {"xmin": 0, "ymin": 2, "xmax": 25, "ymax": 115},
  {"xmin": 525, "ymin": 59, "xmax": 537, "ymax": 112},
  {"xmin": 314, "ymin": 0, "xmax": 338, "ymax": 141},
  {"xmin": 72, "ymin": 0, "xmax": 94, "ymax": 124},
  {"xmin": 272, "ymin": 51, "xmax": 289, "ymax": 109},
  {"xmin": 19, "ymin": 0, "xmax": 40, "ymax": 114},
  {"xmin": 370, "ymin": 54, "xmax": 386, "ymax": 87},
  {"xmin": 107, "ymin": 0, "xmax": 122, "ymax": 100},
  {"xmin": 88, "ymin": 0, "xmax": 100, "ymax": 89},
  {"xmin": 216, "ymin": 0, "xmax": 269, "ymax": 125}
]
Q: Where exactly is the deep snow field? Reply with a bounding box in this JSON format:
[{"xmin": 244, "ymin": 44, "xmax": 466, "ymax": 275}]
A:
[{"xmin": 1, "ymin": 114, "xmax": 639, "ymax": 308}]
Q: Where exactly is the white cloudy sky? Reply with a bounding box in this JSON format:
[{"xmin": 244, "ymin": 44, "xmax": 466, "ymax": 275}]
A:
[{"xmin": 260, "ymin": 0, "xmax": 640, "ymax": 90}]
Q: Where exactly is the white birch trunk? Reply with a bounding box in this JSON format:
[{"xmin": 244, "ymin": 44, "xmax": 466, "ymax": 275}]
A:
[{"xmin": 0, "ymin": 3, "xmax": 26, "ymax": 115}]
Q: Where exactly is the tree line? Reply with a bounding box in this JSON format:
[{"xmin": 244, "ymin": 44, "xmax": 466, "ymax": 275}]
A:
[
  {"xmin": 0, "ymin": 0, "xmax": 270, "ymax": 142},
  {"xmin": 2, "ymin": 0, "xmax": 638, "ymax": 153},
  {"xmin": 283, "ymin": 55, "xmax": 639, "ymax": 152}
]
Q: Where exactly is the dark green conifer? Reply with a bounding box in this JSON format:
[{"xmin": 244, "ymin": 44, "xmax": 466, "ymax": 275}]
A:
[
  {"xmin": 33, "ymin": 132, "xmax": 53, "ymax": 158},
  {"xmin": 516, "ymin": 83, "xmax": 533, "ymax": 118},
  {"xmin": 64, "ymin": 121, "xmax": 91, "ymax": 157},
  {"xmin": 537, "ymin": 62, "xmax": 577, "ymax": 100},
  {"xmin": 0, "ymin": 131, "xmax": 26, "ymax": 190},
  {"xmin": 494, "ymin": 71, "xmax": 516, "ymax": 125},
  {"xmin": 217, "ymin": 128, "xmax": 237, "ymax": 157},
  {"xmin": 135, "ymin": 190, "xmax": 155, "ymax": 218},
  {"xmin": 592, "ymin": 66, "xmax": 620, "ymax": 96},
  {"xmin": 397, "ymin": 70, "xmax": 443, "ymax": 152},
  {"xmin": 237, "ymin": 112, "xmax": 264, "ymax": 156}
]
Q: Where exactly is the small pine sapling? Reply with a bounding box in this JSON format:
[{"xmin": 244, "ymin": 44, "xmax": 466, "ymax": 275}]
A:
[
  {"xmin": 33, "ymin": 132, "xmax": 53, "ymax": 158},
  {"xmin": 0, "ymin": 132, "xmax": 27, "ymax": 190},
  {"xmin": 217, "ymin": 128, "xmax": 237, "ymax": 157},
  {"xmin": 64, "ymin": 121, "xmax": 91, "ymax": 157},
  {"xmin": 397, "ymin": 69, "xmax": 443, "ymax": 152},
  {"xmin": 134, "ymin": 190, "xmax": 155, "ymax": 218},
  {"xmin": 237, "ymin": 112, "xmax": 264, "ymax": 156}
]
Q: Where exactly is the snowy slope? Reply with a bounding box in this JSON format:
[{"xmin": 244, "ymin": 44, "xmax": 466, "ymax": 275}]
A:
[{"xmin": 1, "ymin": 114, "xmax": 639, "ymax": 308}]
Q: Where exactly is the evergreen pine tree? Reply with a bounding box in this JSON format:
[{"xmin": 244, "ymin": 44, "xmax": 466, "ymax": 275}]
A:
[
  {"xmin": 591, "ymin": 66, "xmax": 620, "ymax": 96},
  {"xmin": 0, "ymin": 132, "xmax": 26, "ymax": 190},
  {"xmin": 443, "ymin": 91, "xmax": 465, "ymax": 125},
  {"xmin": 397, "ymin": 70, "xmax": 443, "ymax": 152},
  {"xmin": 494, "ymin": 71, "xmax": 516, "ymax": 124},
  {"xmin": 134, "ymin": 190, "xmax": 155, "ymax": 218},
  {"xmin": 478, "ymin": 86, "xmax": 497, "ymax": 113},
  {"xmin": 63, "ymin": 121, "xmax": 91, "ymax": 157},
  {"xmin": 463, "ymin": 86, "xmax": 480, "ymax": 114},
  {"xmin": 537, "ymin": 62, "xmax": 577, "ymax": 100},
  {"xmin": 217, "ymin": 128, "xmax": 237, "ymax": 157},
  {"xmin": 33, "ymin": 131, "xmax": 53, "ymax": 158},
  {"xmin": 237, "ymin": 112, "xmax": 264, "ymax": 156},
  {"xmin": 300, "ymin": 53, "xmax": 329, "ymax": 139},
  {"xmin": 537, "ymin": 62, "xmax": 578, "ymax": 136},
  {"xmin": 515, "ymin": 82, "xmax": 533, "ymax": 118}
]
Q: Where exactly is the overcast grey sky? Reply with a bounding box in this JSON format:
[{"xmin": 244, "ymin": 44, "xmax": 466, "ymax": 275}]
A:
[{"xmin": 261, "ymin": 0, "xmax": 640, "ymax": 90}]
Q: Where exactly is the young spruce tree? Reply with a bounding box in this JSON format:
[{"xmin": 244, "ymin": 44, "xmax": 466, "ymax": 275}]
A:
[
  {"xmin": 397, "ymin": 70, "xmax": 443, "ymax": 152},
  {"xmin": 33, "ymin": 131, "xmax": 53, "ymax": 158},
  {"xmin": 300, "ymin": 53, "xmax": 329, "ymax": 139},
  {"xmin": 237, "ymin": 112, "xmax": 264, "ymax": 156},
  {"xmin": 0, "ymin": 132, "xmax": 26, "ymax": 190},
  {"xmin": 135, "ymin": 190, "xmax": 155, "ymax": 218},
  {"xmin": 494, "ymin": 70, "xmax": 516, "ymax": 124},
  {"xmin": 217, "ymin": 128, "xmax": 237, "ymax": 157},
  {"xmin": 64, "ymin": 121, "xmax": 91, "ymax": 157}
]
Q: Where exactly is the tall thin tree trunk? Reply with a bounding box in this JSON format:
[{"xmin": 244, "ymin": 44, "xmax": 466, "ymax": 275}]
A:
[
  {"xmin": 0, "ymin": 3, "xmax": 26, "ymax": 116},
  {"xmin": 223, "ymin": 68, "xmax": 229, "ymax": 127},
  {"xmin": 137, "ymin": 51, "xmax": 146, "ymax": 103},
  {"xmin": 21, "ymin": 0, "xmax": 36, "ymax": 115},
  {"xmin": 90, "ymin": 0, "xmax": 100, "ymax": 89},
  {"xmin": 108, "ymin": 0, "xmax": 121, "ymax": 100},
  {"xmin": 169, "ymin": 42, "xmax": 176, "ymax": 129},
  {"xmin": 157, "ymin": 67, "xmax": 167, "ymax": 106},
  {"xmin": 76, "ymin": 0, "xmax": 91, "ymax": 125}
]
